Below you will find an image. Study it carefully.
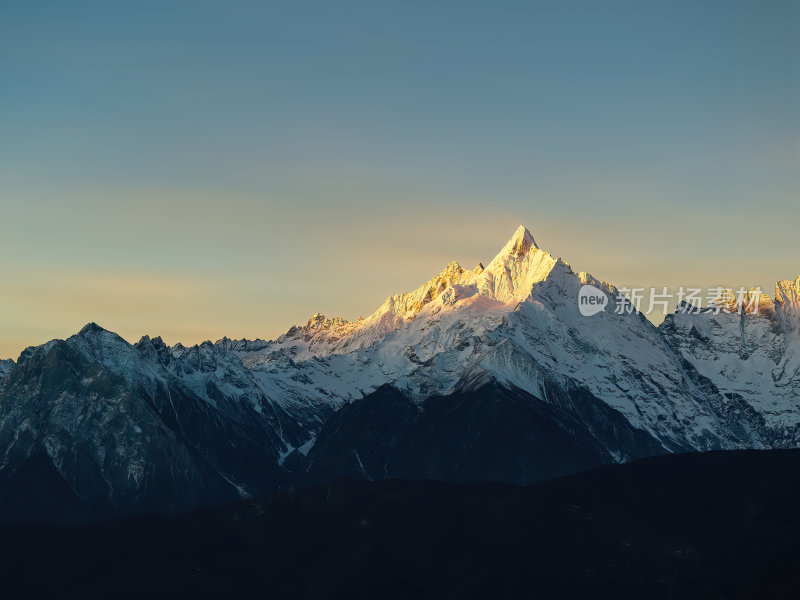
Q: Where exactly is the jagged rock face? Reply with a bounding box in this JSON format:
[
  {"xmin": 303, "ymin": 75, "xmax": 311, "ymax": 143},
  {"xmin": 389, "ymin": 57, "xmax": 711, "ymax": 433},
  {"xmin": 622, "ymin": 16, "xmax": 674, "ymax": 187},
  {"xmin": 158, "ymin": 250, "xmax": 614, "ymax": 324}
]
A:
[
  {"xmin": 776, "ymin": 276, "xmax": 800, "ymax": 330},
  {"xmin": 0, "ymin": 340, "xmax": 238, "ymax": 516},
  {"xmin": 475, "ymin": 225, "xmax": 558, "ymax": 302},
  {"xmin": 0, "ymin": 360, "xmax": 13, "ymax": 381},
  {"xmin": 0, "ymin": 325, "xmax": 335, "ymax": 518},
  {"xmin": 246, "ymin": 226, "xmax": 769, "ymax": 453},
  {"xmin": 0, "ymin": 225, "xmax": 796, "ymax": 519},
  {"xmin": 660, "ymin": 284, "xmax": 800, "ymax": 439}
]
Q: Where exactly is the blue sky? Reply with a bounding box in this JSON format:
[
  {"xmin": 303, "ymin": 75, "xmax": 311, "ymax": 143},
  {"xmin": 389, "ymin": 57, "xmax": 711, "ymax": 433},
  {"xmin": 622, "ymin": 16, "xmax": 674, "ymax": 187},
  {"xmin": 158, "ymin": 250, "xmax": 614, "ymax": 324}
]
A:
[{"xmin": 1, "ymin": 0, "xmax": 798, "ymax": 356}]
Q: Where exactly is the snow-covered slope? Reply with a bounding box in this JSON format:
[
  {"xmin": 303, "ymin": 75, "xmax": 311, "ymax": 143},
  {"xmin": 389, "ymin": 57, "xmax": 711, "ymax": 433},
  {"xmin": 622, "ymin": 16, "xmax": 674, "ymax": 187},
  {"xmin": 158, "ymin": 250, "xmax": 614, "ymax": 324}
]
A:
[
  {"xmin": 661, "ymin": 281, "xmax": 800, "ymax": 440},
  {"xmin": 0, "ymin": 225, "xmax": 796, "ymax": 518},
  {"xmin": 0, "ymin": 324, "xmax": 333, "ymax": 516},
  {"xmin": 239, "ymin": 225, "xmax": 770, "ymax": 452}
]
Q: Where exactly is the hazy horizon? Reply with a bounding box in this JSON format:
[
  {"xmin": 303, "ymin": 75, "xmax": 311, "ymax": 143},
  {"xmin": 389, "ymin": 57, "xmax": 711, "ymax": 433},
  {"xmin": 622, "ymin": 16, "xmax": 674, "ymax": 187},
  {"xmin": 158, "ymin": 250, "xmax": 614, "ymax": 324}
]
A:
[{"xmin": 1, "ymin": 220, "xmax": 795, "ymax": 359}]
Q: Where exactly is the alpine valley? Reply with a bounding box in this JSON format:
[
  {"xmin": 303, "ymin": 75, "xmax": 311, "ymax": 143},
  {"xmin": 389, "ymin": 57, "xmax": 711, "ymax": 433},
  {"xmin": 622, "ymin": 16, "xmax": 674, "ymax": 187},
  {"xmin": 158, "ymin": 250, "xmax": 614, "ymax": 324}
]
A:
[{"xmin": 1, "ymin": 226, "xmax": 799, "ymax": 521}]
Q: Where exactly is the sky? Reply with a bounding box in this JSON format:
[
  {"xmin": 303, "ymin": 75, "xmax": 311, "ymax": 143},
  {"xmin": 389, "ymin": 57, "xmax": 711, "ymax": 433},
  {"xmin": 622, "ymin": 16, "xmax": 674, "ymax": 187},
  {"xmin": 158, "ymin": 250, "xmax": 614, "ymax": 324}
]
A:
[{"xmin": 1, "ymin": 0, "xmax": 799, "ymax": 359}]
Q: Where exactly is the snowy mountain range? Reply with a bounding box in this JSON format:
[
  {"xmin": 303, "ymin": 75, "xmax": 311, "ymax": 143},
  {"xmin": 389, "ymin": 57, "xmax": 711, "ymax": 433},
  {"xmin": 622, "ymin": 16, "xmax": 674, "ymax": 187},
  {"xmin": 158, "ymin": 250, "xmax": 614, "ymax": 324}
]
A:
[{"xmin": 1, "ymin": 225, "xmax": 798, "ymax": 519}]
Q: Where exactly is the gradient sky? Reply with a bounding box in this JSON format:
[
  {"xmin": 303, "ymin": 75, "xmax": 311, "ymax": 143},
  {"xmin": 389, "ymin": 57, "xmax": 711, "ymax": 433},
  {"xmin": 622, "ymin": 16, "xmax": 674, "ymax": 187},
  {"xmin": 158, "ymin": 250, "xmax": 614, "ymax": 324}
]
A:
[{"xmin": 1, "ymin": 0, "xmax": 799, "ymax": 359}]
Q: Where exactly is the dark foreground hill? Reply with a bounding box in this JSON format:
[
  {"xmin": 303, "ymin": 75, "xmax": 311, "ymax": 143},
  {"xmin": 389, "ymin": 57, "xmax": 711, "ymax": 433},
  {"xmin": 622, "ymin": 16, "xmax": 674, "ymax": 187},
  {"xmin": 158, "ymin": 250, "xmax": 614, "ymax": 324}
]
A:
[{"xmin": 1, "ymin": 449, "xmax": 800, "ymax": 599}]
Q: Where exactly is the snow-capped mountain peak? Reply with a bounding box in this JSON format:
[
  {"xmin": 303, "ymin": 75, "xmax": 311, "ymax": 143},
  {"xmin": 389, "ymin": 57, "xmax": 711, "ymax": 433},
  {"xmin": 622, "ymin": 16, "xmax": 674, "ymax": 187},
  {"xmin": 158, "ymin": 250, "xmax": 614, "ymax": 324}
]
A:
[
  {"xmin": 3, "ymin": 224, "xmax": 799, "ymax": 520},
  {"xmin": 776, "ymin": 276, "xmax": 800, "ymax": 317},
  {"xmin": 503, "ymin": 224, "xmax": 539, "ymax": 254},
  {"xmin": 476, "ymin": 225, "xmax": 559, "ymax": 303},
  {"xmin": 660, "ymin": 276, "xmax": 800, "ymax": 433},
  {"xmin": 272, "ymin": 225, "xmax": 557, "ymax": 355},
  {"xmin": 369, "ymin": 259, "xmax": 485, "ymax": 324}
]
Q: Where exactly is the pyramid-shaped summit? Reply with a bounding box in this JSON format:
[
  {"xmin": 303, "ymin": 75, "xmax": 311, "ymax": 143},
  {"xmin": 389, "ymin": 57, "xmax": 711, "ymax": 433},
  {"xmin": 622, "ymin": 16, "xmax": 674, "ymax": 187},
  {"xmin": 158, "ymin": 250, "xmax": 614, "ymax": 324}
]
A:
[{"xmin": 477, "ymin": 225, "xmax": 558, "ymax": 303}]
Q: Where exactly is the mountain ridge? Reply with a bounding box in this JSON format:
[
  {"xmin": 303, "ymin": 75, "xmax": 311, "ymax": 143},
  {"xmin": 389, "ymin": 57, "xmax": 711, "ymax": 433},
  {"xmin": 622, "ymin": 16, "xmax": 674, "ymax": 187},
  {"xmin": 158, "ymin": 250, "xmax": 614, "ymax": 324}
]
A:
[{"xmin": 0, "ymin": 225, "xmax": 798, "ymax": 518}]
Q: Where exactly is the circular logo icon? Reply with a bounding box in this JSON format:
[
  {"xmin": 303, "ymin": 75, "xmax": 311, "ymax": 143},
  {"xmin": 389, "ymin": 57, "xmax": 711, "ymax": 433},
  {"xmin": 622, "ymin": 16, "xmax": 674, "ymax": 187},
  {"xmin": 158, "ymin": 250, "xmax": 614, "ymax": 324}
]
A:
[{"xmin": 578, "ymin": 284, "xmax": 608, "ymax": 317}]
